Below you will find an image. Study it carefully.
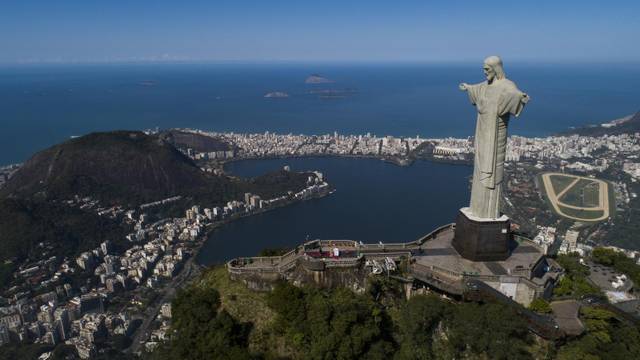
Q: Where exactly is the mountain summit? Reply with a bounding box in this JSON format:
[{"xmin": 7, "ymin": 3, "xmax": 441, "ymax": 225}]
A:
[{"xmin": 1, "ymin": 131, "xmax": 213, "ymax": 205}]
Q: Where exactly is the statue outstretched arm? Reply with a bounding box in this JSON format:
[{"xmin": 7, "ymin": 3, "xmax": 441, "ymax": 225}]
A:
[
  {"xmin": 499, "ymin": 88, "xmax": 530, "ymax": 117},
  {"xmin": 460, "ymin": 82, "xmax": 484, "ymax": 106},
  {"xmin": 459, "ymin": 82, "xmax": 485, "ymax": 90}
]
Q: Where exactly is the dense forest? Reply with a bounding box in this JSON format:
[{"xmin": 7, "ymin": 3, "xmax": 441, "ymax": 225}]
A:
[{"xmin": 143, "ymin": 264, "xmax": 640, "ymax": 360}]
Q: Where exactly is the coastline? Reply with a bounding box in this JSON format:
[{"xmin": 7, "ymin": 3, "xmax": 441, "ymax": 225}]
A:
[
  {"xmin": 195, "ymin": 185, "xmax": 335, "ymax": 265},
  {"xmin": 129, "ymin": 183, "xmax": 334, "ymax": 351},
  {"xmin": 217, "ymin": 153, "xmax": 472, "ymax": 174}
]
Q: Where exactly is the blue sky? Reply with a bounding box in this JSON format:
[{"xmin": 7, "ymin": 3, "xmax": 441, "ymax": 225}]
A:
[{"xmin": 1, "ymin": 0, "xmax": 638, "ymax": 63}]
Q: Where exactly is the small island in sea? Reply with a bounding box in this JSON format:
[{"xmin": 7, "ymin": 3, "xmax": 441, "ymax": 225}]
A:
[
  {"xmin": 138, "ymin": 80, "xmax": 157, "ymax": 86},
  {"xmin": 264, "ymin": 91, "xmax": 289, "ymax": 98},
  {"xmin": 309, "ymin": 88, "xmax": 358, "ymax": 99},
  {"xmin": 305, "ymin": 73, "xmax": 333, "ymax": 84}
]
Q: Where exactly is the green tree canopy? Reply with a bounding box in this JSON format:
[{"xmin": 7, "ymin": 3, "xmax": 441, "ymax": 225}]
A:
[
  {"xmin": 163, "ymin": 285, "xmax": 253, "ymax": 360},
  {"xmin": 395, "ymin": 294, "xmax": 449, "ymax": 360},
  {"xmin": 267, "ymin": 281, "xmax": 393, "ymax": 360},
  {"xmin": 558, "ymin": 306, "xmax": 640, "ymax": 360},
  {"xmin": 447, "ymin": 302, "xmax": 532, "ymax": 360},
  {"xmin": 529, "ymin": 298, "xmax": 552, "ymax": 314}
]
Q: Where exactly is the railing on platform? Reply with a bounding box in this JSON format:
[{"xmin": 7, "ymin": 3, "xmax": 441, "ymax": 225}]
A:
[
  {"xmin": 227, "ymin": 224, "xmax": 456, "ymax": 275},
  {"xmin": 410, "ymin": 263, "xmax": 464, "ymax": 295}
]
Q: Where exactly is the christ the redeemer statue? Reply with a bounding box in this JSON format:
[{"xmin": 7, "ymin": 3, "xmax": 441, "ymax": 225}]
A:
[{"xmin": 459, "ymin": 56, "xmax": 530, "ymax": 219}]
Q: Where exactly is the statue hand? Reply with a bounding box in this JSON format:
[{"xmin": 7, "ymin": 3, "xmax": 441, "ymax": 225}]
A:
[
  {"xmin": 459, "ymin": 83, "xmax": 468, "ymax": 91},
  {"xmin": 521, "ymin": 93, "xmax": 530, "ymax": 104}
]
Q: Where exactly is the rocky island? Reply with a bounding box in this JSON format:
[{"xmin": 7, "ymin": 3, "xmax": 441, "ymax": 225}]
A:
[
  {"xmin": 304, "ymin": 73, "xmax": 333, "ymax": 84},
  {"xmin": 264, "ymin": 91, "xmax": 289, "ymax": 98}
]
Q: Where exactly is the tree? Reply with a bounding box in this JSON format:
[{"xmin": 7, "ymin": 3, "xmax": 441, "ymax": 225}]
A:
[
  {"xmin": 447, "ymin": 302, "xmax": 532, "ymax": 360},
  {"xmin": 528, "ymin": 298, "xmax": 552, "ymax": 314},
  {"xmin": 591, "ymin": 248, "xmax": 617, "ymax": 266},
  {"xmin": 592, "ymin": 247, "xmax": 640, "ymax": 286},
  {"xmin": 558, "ymin": 306, "xmax": 640, "ymax": 360},
  {"xmin": 267, "ymin": 280, "xmax": 307, "ymax": 338},
  {"xmin": 395, "ymin": 294, "xmax": 448, "ymax": 360},
  {"xmin": 267, "ymin": 282, "xmax": 394, "ymax": 360},
  {"xmin": 162, "ymin": 285, "xmax": 252, "ymax": 360},
  {"xmin": 553, "ymin": 255, "xmax": 602, "ymax": 298},
  {"xmin": 556, "ymin": 254, "xmax": 590, "ymax": 277},
  {"xmin": 581, "ymin": 307, "xmax": 615, "ymax": 345}
]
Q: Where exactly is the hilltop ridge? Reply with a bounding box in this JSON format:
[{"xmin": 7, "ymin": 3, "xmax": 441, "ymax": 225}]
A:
[
  {"xmin": 158, "ymin": 129, "xmax": 236, "ymax": 154},
  {"xmin": 559, "ymin": 111, "xmax": 640, "ymax": 137},
  {"xmin": 1, "ymin": 131, "xmax": 214, "ymax": 205}
]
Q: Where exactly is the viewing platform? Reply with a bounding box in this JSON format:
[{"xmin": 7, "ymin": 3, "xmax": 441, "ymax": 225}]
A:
[{"xmin": 227, "ymin": 223, "xmax": 562, "ymax": 306}]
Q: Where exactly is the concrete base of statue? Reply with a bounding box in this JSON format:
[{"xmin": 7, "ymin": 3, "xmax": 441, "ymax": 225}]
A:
[{"xmin": 452, "ymin": 207, "xmax": 511, "ymax": 262}]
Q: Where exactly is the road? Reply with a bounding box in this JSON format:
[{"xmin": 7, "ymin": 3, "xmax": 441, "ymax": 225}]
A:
[{"xmin": 127, "ymin": 255, "xmax": 197, "ymax": 354}]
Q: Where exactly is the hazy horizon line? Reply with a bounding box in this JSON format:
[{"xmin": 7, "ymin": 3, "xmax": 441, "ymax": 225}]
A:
[{"xmin": 2, "ymin": 58, "xmax": 640, "ymax": 67}]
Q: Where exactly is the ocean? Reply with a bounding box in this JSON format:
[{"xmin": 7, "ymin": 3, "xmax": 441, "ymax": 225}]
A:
[{"xmin": 1, "ymin": 62, "xmax": 639, "ymax": 166}]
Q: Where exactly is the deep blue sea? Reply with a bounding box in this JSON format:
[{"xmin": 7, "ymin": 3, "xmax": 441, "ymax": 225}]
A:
[{"xmin": 1, "ymin": 63, "xmax": 639, "ymax": 166}]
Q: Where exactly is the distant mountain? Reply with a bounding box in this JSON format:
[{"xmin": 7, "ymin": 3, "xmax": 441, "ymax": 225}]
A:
[
  {"xmin": 1, "ymin": 131, "xmax": 213, "ymax": 205},
  {"xmin": 559, "ymin": 111, "xmax": 640, "ymax": 137},
  {"xmin": 305, "ymin": 74, "xmax": 333, "ymax": 84}
]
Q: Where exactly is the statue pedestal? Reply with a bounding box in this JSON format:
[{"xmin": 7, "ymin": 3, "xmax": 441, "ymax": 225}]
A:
[{"xmin": 452, "ymin": 207, "xmax": 511, "ymax": 261}]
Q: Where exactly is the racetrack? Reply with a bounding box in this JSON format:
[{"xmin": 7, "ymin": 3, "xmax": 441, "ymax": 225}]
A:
[{"xmin": 541, "ymin": 173, "xmax": 610, "ymax": 222}]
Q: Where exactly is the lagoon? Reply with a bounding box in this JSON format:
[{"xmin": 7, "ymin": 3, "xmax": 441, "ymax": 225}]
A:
[{"xmin": 197, "ymin": 156, "xmax": 472, "ymax": 265}]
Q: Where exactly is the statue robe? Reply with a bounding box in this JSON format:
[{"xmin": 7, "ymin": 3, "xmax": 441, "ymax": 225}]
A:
[{"xmin": 466, "ymin": 78, "xmax": 527, "ymax": 219}]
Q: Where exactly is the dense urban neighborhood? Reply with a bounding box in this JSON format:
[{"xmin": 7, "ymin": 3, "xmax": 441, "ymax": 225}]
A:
[{"xmin": 0, "ymin": 155, "xmax": 330, "ymax": 358}]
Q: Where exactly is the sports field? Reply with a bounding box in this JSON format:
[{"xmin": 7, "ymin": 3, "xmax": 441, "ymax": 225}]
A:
[{"xmin": 541, "ymin": 173, "xmax": 611, "ymax": 222}]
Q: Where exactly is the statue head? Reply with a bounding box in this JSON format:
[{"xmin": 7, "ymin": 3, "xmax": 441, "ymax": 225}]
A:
[{"xmin": 483, "ymin": 56, "xmax": 505, "ymax": 83}]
